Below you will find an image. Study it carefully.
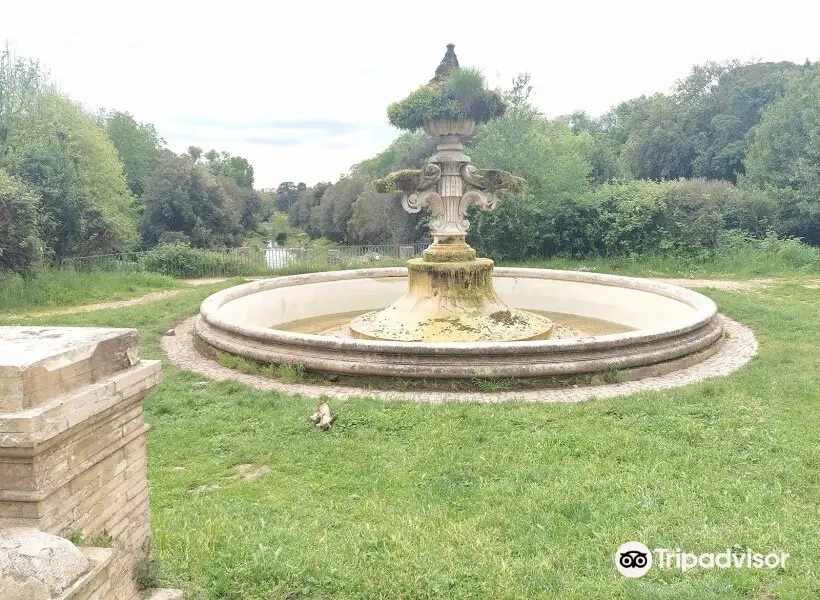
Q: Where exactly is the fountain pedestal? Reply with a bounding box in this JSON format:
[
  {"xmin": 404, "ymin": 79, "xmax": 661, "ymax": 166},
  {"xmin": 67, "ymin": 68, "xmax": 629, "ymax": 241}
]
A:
[
  {"xmin": 350, "ymin": 118, "xmax": 553, "ymax": 342},
  {"xmin": 349, "ymin": 256, "xmax": 553, "ymax": 342}
]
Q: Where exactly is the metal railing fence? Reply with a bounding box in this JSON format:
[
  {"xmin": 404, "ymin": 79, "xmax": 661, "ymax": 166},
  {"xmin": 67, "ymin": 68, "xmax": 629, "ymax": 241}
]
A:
[{"xmin": 59, "ymin": 243, "xmax": 429, "ymax": 279}]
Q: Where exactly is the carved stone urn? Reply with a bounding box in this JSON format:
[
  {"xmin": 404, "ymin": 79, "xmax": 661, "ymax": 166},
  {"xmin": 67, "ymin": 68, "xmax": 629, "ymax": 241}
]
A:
[{"xmin": 349, "ymin": 46, "xmax": 553, "ymax": 342}]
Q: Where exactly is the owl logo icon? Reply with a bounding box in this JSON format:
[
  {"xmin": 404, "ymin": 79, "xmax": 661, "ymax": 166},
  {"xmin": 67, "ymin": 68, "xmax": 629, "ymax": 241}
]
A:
[{"xmin": 616, "ymin": 542, "xmax": 653, "ymax": 578}]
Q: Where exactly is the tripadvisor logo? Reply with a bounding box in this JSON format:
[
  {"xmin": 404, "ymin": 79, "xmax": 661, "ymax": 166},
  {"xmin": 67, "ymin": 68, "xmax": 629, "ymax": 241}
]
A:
[
  {"xmin": 616, "ymin": 542, "xmax": 652, "ymax": 578},
  {"xmin": 615, "ymin": 542, "xmax": 790, "ymax": 578}
]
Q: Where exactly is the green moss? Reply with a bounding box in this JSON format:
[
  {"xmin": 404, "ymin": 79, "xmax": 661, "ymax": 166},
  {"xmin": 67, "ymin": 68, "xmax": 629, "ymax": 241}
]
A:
[
  {"xmin": 387, "ymin": 68, "xmax": 506, "ymax": 132},
  {"xmin": 374, "ymin": 169, "xmax": 424, "ymax": 193},
  {"xmin": 406, "ymin": 258, "xmax": 499, "ymax": 303},
  {"xmin": 467, "ymin": 168, "xmax": 524, "ymax": 192},
  {"xmin": 422, "ymin": 248, "xmax": 476, "ymax": 263}
]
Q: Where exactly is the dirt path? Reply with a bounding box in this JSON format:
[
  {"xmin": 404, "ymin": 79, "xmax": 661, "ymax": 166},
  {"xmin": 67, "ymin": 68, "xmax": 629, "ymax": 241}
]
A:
[
  {"xmin": 4, "ymin": 278, "xmax": 234, "ymax": 320},
  {"xmin": 654, "ymin": 278, "xmax": 772, "ymax": 292},
  {"xmin": 183, "ymin": 277, "xmax": 229, "ymax": 286},
  {"xmin": 5, "ymin": 289, "xmax": 186, "ymax": 320}
]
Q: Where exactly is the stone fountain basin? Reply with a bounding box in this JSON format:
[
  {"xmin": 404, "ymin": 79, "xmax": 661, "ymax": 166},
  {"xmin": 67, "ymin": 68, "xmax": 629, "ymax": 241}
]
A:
[{"xmin": 196, "ymin": 267, "xmax": 723, "ymax": 379}]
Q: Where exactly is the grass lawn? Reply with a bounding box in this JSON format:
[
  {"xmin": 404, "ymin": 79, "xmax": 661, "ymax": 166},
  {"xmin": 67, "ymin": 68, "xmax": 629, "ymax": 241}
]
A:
[
  {"xmin": 3, "ymin": 273, "xmax": 819, "ymax": 599},
  {"xmin": 0, "ymin": 270, "xmax": 183, "ymax": 314}
]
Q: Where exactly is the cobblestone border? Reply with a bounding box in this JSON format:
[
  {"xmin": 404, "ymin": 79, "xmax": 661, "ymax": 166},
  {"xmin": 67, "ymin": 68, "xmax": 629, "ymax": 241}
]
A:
[{"xmin": 162, "ymin": 315, "xmax": 757, "ymax": 403}]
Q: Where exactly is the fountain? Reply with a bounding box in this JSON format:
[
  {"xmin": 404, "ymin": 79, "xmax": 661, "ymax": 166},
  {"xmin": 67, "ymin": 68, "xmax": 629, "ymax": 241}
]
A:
[
  {"xmin": 194, "ymin": 46, "xmax": 728, "ymax": 388},
  {"xmin": 349, "ymin": 110, "xmax": 552, "ymax": 342}
]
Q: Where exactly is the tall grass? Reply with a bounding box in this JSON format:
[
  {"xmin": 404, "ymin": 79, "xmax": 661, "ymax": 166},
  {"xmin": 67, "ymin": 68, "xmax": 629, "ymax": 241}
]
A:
[
  {"xmin": 0, "ymin": 270, "xmax": 181, "ymax": 314},
  {"xmin": 507, "ymin": 234, "xmax": 820, "ymax": 278}
]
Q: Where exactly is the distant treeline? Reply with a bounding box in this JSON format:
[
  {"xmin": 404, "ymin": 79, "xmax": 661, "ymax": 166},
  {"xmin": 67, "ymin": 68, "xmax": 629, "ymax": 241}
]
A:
[
  {"xmin": 2, "ymin": 50, "xmax": 819, "ymax": 275},
  {"xmin": 0, "ymin": 46, "xmax": 273, "ymax": 275},
  {"xmin": 275, "ymin": 61, "xmax": 820, "ymax": 259}
]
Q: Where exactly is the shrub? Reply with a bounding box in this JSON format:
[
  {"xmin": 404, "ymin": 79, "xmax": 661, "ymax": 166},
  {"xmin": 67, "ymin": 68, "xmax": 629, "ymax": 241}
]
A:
[
  {"xmin": 592, "ymin": 179, "xmax": 729, "ymax": 256},
  {"xmin": 472, "ymin": 179, "xmax": 777, "ymax": 261},
  {"xmin": 139, "ymin": 243, "xmax": 261, "ymax": 278}
]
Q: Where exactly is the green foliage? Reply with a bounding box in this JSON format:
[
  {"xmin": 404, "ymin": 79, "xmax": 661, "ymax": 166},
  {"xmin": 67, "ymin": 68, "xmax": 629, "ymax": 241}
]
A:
[
  {"xmin": 101, "ymin": 110, "xmax": 164, "ymax": 197},
  {"xmin": 519, "ymin": 232, "xmax": 820, "ymax": 277},
  {"xmin": 597, "ymin": 60, "xmax": 806, "ymax": 183},
  {"xmin": 3, "ymin": 93, "xmax": 139, "ymax": 258},
  {"xmin": 287, "ymin": 183, "xmax": 322, "ymax": 233},
  {"xmin": 0, "ymin": 44, "xmax": 50, "ymax": 148},
  {"xmin": 203, "ymin": 149, "xmax": 254, "ymax": 189},
  {"xmin": 64, "ymin": 530, "xmax": 84, "ymax": 546},
  {"xmin": 244, "ymin": 211, "xmax": 307, "ymax": 250},
  {"xmin": 133, "ymin": 541, "xmax": 163, "ymax": 591},
  {"xmin": 219, "ymin": 176, "xmax": 264, "ymax": 231},
  {"xmin": 217, "ymin": 353, "xmax": 312, "ymax": 383},
  {"xmin": 467, "ymin": 82, "xmax": 593, "ymax": 259},
  {"xmin": 591, "ymin": 179, "xmax": 727, "ymax": 256},
  {"xmin": 3, "ymin": 48, "xmax": 268, "ymax": 260},
  {"xmin": 470, "ymin": 178, "xmax": 772, "ymax": 261},
  {"xmin": 0, "ymin": 168, "xmax": 42, "ymax": 274},
  {"xmin": 682, "ymin": 61, "xmax": 805, "ymax": 181},
  {"xmin": 310, "ymin": 175, "xmax": 366, "ymax": 242},
  {"xmin": 347, "ymin": 184, "xmax": 418, "ymax": 244},
  {"xmin": 140, "ymin": 152, "xmax": 243, "ymax": 248},
  {"xmin": 356, "ymin": 132, "xmax": 439, "ymax": 180},
  {"xmin": 387, "ymin": 67, "xmax": 506, "ymax": 131},
  {"xmin": 276, "ymin": 181, "xmax": 306, "ymax": 214},
  {"xmin": 744, "ymin": 64, "xmax": 820, "ymax": 244},
  {"xmin": 139, "ymin": 243, "xmax": 260, "ymax": 278}
]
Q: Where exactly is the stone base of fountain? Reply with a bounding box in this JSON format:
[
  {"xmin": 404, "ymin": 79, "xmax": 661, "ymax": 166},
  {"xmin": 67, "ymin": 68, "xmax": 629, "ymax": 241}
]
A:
[
  {"xmin": 349, "ymin": 257, "xmax": 553, "ymax": 342},
  {"xmin": 195, "ymin": 267, "xmax": 726, "ymax": 380}
]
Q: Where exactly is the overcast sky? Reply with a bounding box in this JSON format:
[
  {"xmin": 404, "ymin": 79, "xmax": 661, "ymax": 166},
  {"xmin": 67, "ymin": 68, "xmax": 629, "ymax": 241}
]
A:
[{"xmin": 3, "ymin": 0, "xmax": 818, "ymax": 188}]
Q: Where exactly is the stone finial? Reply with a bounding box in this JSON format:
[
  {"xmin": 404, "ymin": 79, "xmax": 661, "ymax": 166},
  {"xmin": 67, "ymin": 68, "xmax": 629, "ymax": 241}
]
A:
[
  {"xmin": 431, "ymin": 43, "xmax": 459, "ymax": 82},
  {"xmin": 0, "ymin": 528, "xmax": 89, "ymax": 599}
]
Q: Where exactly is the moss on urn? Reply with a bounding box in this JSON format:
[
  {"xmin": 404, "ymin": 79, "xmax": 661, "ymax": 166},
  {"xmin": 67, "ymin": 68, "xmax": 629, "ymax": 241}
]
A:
[{"xmin": 386, "ymin": 45, "xmax": 506, "ymax": 132}]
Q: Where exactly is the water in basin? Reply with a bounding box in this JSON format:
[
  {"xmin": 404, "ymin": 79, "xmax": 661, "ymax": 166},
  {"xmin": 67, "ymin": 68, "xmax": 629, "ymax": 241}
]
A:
[{"xmin": 274, "ymin": 310, "xmax": 633, "ymax": 339}]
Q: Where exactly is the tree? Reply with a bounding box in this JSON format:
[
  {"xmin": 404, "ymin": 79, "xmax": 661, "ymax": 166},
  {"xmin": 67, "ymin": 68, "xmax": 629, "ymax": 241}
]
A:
[
  {"xmin": 203, "ymin": 150, "xmax": 254, "ymax": 188},
  {"xmin": 603, "ymin": 93, "xmax": 696, "ymax": 181},
  {"xmin": 101, "ymin": 111, "xmax": 164, "ymax": 197},
  {"xmin": 744, "ymin": 65, "xmax": 820, "ymax": 243},
  {"xmin": 185, "ymin": 146, "xmax": 203, "ymax": 162},
  {"xmin": 0, "ymin": 168, "xmax": 42, "ymax": 274},
  {"xmin": 682, "ymin": 61, "xmax": 805, "ymax": 181},
  {"xmin": 347, "ymin": 185, "xmax": 417, "ymax": 244},
  {"xmin": 466, "ymin": 76, "xmax": 592, "ymax": 258},
  {"xmin": 219, "ymin": 175, "xmax": 263, "ymax": 231},
  {"xmin": 289, "ymin": 183, "xmax": 322, "ymax": 235},
  {"xmin": 310, "ymin": 175, "xmax": 365, "ymax": 242},
  {"xmin": 566, "ymin": 110, "xmax": 622, "ymax": 184},
  {"xmin": 0, "ymin": 44, "xmax": 50, "ymax": 149},
  {"xmin": 140, "ymin": 151, "xmax": 242, "ymax": 248},
  {"xmin": 3, "ymin": 92, "xmax": 139, "ymax": 258},
  {"xmin": 279, "ymin": 181, "xmax": 309, "ymax": 221},
  {"xmin": 597, "ymin": 60, "xmax": 805, "ymax": 183},
  {"xmin": 355, "ymin": 132, "xmax": 439, "ymax": 180}
]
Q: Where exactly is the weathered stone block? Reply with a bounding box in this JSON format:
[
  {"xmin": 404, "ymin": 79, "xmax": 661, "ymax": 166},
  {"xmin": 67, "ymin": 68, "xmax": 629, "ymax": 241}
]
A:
[
  {"xmin": 0, "ymin": 328, "xmax": 140, "ymax": 412},
  {"xmin": 0, "ymin": 528, "xmax": 89, "ymax": 599},
  {"xmin": 0, "ymin": 326, "xmax": 169, "ymax": 600}
]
